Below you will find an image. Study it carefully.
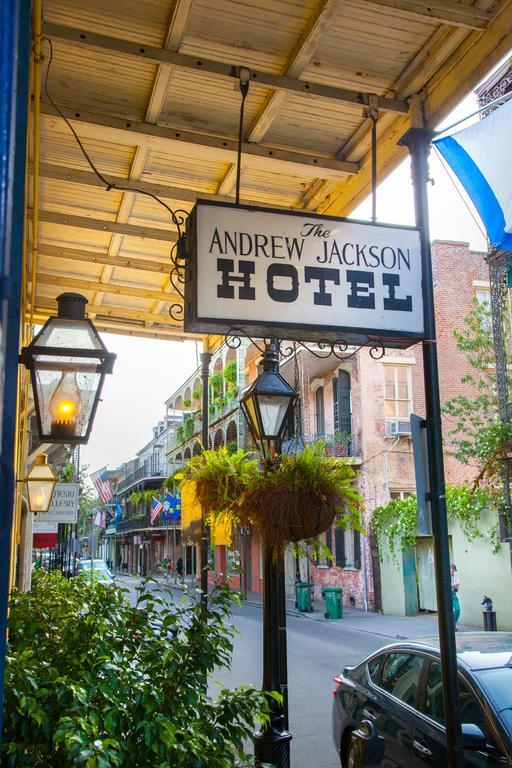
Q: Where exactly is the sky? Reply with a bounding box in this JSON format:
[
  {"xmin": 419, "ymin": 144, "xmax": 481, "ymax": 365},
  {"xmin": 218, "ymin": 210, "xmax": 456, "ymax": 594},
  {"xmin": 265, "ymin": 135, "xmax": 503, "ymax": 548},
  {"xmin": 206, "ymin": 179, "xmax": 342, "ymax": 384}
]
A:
[{"xmin": 81, "ymin": 75, "xmax": 496, "ymax": 476}]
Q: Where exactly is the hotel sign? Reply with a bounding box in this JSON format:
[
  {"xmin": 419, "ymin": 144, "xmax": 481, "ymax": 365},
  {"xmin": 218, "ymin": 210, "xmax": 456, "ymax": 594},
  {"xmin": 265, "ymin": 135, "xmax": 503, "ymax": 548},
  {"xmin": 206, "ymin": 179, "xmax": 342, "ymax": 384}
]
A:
[{"xmin": 184, "ymin": 201, "xmax": 424, "ymax": 347}]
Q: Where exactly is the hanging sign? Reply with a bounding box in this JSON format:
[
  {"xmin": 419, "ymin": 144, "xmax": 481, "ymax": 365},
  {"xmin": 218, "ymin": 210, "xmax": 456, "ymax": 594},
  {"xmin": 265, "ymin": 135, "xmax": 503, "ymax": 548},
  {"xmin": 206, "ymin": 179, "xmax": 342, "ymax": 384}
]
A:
[
  {"xmin": 184, "ymin": 201, "xmax": 424, "ymax": 347},
  {"xmin": 34, "ymin": 483, "xmax": 79, "ymax": 524}
]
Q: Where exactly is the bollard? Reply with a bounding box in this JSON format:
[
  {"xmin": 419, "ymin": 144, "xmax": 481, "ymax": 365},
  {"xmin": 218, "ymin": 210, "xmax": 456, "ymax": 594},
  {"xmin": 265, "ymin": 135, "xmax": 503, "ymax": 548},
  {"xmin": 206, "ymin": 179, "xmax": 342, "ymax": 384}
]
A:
[{"xmin": 482, "ymin": 595, "xmax": 497, "ymax": 631}]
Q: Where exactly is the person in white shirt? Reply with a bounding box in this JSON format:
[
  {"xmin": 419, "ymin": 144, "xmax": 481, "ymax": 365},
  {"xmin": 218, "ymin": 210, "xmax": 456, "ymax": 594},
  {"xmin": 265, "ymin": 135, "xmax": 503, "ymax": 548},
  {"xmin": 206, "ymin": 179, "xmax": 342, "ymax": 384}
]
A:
[{"xmin": 451, "ymin": 564, "xmax": 460, "ymax": 630}]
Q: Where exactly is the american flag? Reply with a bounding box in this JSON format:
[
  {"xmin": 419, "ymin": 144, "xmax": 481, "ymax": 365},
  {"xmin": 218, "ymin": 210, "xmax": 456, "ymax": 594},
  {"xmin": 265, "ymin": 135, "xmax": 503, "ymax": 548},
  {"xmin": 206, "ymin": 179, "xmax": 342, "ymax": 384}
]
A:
[
  {"xmin": 150, "ymin": 496, "xmax": 163, "ymax": 525},
  {"xmin": 90, "ymin": 467, "xmax": 113, "ymax": 503}
]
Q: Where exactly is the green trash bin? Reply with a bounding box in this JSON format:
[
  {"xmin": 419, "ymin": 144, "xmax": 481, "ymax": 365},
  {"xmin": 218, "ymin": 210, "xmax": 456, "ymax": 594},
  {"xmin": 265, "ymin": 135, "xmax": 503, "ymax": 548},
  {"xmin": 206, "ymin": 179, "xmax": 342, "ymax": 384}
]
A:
[
  {"xmin": 296, "ymin": 582, "xmax": 313, "ymax": 612},
  {"xmin": 322, "ymin": 587, "xmax": 343, "ymax": 619}
]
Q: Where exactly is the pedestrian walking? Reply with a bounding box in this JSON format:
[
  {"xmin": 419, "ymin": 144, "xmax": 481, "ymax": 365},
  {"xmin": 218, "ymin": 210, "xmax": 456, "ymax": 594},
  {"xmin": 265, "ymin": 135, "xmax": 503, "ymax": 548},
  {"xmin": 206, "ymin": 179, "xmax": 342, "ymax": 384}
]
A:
[
  {"xmin": 451, "ymin": 563, "xmax": 460, "ymax": 630},
  {"xmin": 176, "ymin": 557, "xmax": 183, "ymax": 582}
]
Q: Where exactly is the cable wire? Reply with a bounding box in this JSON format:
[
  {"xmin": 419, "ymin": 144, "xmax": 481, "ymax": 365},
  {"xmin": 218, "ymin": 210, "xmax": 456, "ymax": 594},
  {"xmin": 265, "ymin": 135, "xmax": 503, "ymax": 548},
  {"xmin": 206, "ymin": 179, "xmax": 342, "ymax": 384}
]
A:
[{"xmin": 42, "ymin": 37, "xmax": 182, "ymax": 229}]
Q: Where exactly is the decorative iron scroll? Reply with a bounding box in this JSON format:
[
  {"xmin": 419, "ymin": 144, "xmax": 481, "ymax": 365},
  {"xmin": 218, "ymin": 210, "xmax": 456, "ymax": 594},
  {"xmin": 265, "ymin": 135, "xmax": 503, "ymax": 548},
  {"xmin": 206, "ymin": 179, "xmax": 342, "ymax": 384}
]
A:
[
  {"xmin": 168, "ymin": 210, "xmax": 191, "ymax": 323},
  {"xmin": 224, "ymin": 327, "xmax": 385, "ymax": 361}
]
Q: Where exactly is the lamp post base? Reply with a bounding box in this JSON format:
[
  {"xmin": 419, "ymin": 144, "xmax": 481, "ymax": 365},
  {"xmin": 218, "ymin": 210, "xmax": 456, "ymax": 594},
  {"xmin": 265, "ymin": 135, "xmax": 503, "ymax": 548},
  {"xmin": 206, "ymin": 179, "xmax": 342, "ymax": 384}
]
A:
[{"xmin": 254, "ymin": 725, "xmax": 292, "ymax": 768}]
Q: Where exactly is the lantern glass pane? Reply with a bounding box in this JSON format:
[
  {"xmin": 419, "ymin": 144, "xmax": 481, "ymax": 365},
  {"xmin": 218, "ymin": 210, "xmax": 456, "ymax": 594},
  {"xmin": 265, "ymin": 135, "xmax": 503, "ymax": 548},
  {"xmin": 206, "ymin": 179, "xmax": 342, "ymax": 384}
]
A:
[
  {"xmin": 34, "ymin": 363, "xmax": 101, "ymax": 439},
  {"xmin": 27, "ymin": 464, "xmax": 56, "ymax": 513},
  {"xmin": 243, "ymin": 395, "xmax": 260, "ymax": 440},
  {"xmin": 256, "ymin": 394, "xmax": 291, "ymax": 438},
  {"xmin": 37, "ymin": 318, "xmax": 104, "ymax": 351}
]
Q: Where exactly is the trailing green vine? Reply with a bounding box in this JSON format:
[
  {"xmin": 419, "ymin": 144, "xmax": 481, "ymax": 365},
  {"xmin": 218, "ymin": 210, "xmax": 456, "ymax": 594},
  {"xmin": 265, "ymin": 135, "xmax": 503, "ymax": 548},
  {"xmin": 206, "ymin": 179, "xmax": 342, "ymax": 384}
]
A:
[{"xmin": 372, "ymin": 484, "xmax": 494, "ymax": 563}]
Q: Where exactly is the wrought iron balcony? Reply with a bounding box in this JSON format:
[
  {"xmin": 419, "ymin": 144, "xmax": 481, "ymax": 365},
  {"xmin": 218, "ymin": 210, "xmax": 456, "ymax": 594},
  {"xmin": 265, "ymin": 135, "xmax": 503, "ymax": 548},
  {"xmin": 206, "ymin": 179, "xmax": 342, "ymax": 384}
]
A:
[{"xmin": 115, "ymin": 463, "xmax": 164, "ymax": 495}]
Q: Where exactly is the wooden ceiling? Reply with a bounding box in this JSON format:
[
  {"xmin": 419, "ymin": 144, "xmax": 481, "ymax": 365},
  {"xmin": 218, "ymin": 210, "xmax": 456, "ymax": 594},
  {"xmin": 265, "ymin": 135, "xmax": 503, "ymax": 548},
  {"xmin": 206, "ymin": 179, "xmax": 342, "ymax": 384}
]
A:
[{"xmin": 29, "ymin": 0, "xmax": 512, "ymax": 341}]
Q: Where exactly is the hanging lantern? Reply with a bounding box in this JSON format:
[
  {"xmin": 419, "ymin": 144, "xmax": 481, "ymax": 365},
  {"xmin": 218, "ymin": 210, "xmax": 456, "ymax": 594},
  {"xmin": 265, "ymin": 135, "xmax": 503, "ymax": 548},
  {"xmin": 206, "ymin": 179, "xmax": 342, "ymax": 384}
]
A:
[
  {"xmin": 21, "ymin": 293, "xmax": 116, "ymax": 444},
  {"xmin": 240, "ymin": 341, "xmax": 298, "ymax": 458},
  {"xmin": 24, "ymin": 454, "xmax": 58, "ymax": 513}
]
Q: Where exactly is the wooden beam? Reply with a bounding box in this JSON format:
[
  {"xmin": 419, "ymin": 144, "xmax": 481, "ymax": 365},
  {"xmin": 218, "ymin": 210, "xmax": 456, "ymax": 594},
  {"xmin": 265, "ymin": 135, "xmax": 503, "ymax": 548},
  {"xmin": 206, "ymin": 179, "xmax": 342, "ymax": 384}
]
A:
[
  {"xmin": 35, "ymin": 208, "xmax": 177, "ymax": 242},
  {"xmin": 34, "ymin": 297, "xmax": 183, "ymax": 325},
  {"xmin": 248, "ymin": 0, "xmax": 345, "ymax": 143},
  {"xmin": 42, "ymin": 22, "xmax": 408, "ymax": 115},
  {"xmin": 361, "ymin": 0, "xmax": 490, "ymax": 29},
  {"xmin": 36, "ymin": 162, "xmax": 295, "ymax": 212},
  {"xmin": 35, "ymin": 272, "xmax": 178, "ymax": 303},
  {"xmin": 145, "ymin": 0, "xmax": 194, "ymax": 124},
  {"xmin": 38, "ymin": 242, "xmax": 169, "ymax": 274},
  {"xmin": 40, "ymin": 104, "xmax": 359, "ymax": 177}
]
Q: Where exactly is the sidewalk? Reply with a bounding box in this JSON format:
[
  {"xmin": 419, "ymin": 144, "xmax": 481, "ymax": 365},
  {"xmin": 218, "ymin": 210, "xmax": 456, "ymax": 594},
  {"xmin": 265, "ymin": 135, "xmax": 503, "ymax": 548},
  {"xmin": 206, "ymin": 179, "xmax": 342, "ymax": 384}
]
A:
[{"xmin": 116, "ymin": 572, "xmax": 474, "ymax": 641}]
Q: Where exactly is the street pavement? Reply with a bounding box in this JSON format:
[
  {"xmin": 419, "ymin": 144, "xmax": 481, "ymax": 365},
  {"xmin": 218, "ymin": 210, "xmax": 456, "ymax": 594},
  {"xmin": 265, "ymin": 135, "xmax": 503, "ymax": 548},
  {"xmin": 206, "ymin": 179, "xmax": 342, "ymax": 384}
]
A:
[{"xmin": 116, "ymin": 575, "xmax": 465, "ymax": 767}]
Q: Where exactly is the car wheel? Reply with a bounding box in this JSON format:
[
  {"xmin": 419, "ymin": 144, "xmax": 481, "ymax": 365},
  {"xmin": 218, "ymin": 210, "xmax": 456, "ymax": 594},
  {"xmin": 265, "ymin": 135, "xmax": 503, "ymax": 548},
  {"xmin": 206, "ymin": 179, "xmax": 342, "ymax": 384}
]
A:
[{"xmin": 341, "ymin": 729, "xmax": 355, "ymax": 768}]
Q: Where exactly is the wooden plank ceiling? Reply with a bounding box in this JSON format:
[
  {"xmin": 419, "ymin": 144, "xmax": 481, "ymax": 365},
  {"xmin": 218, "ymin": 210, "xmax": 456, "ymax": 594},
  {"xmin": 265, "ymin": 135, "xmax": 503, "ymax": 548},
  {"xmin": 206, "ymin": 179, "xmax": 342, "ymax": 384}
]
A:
[{"xmin": 30, "ymin": 0, "xmax": 512, "ymax": 341}]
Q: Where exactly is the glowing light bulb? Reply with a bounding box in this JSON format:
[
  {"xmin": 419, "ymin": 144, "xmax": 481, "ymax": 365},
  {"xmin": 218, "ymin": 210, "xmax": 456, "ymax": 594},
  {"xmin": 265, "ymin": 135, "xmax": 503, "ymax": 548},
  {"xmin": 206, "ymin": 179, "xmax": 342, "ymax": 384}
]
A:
[
  {"xmin": 50, "ymin": 373, "xmax": 81, "ymax": 437},
  {"xmin": 34, "ymin": 493, "xmax": 44, "ymax": 508}
]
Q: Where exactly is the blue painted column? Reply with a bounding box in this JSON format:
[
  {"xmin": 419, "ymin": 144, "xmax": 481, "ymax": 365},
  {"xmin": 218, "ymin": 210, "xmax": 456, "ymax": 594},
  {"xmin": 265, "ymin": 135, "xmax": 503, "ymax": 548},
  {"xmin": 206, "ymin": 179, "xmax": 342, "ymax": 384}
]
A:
[{"xmin": 0, "ymin": 0, "xmax": 31, "ymax": 740}]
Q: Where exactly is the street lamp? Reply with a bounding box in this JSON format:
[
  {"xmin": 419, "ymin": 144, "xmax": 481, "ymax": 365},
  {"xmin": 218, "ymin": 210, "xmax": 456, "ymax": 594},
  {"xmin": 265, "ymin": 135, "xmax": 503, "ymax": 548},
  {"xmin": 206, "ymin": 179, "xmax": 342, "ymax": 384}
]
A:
[
  {"xmin": 240, "ymin": 340, "xmax": 298, "ymax": 768},
  {"xmin": 20, "ymin": 293, "xmax": 116, "ymax": 444},
  {"xmin": 24, "ymin": 453, "xmax": 58, "ymax": 513}
]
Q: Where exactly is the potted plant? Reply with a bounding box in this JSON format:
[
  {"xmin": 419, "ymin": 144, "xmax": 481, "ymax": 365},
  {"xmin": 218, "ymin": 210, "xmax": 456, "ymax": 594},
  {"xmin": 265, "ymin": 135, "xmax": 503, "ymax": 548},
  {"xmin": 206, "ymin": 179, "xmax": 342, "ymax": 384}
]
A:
[
  {"xmin": 176, "ymin": 425, "xmax": 184, "ymax": 444},
  {"xmin": 210, "ymin": 372, "xmax": 224, "ymax": 398},
  {"xmin": 181, "ymin": 443, "xmax": 363, "ymax": 546},
  {"xmin": 183, "ymin": 398, "xmax": 192, "ymax": 409},
  {"xmin": 184, "ymin": 417, "xmax": 195, "ymax": 438}
]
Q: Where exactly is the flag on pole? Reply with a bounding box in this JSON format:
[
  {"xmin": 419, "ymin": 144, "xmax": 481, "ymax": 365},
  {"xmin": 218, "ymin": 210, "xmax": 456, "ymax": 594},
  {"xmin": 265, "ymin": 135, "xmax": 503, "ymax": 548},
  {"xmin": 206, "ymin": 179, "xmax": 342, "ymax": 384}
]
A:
[
  {"xmin": 150, "ymin": 496, "xmax": 163, "ymax": 525},
  {"xmin": 93, "ymin": 509, "xmax": 102, "ymax": 526},
  {"xmin": 90, "ymin": 467, "xmax": 113, "ymax": 503},
  {"xmin": 433, "ymin": 97, "xmax": 512, "ymax": 250},
  {"xmin": 164, "ymin": 491, "xmax": 181, "ymax": 521},
  {"xmin": 100, "ymin": 509, "xmax": 106, "ymax": 528},
  {"xmin": 114, "ymin": 503, "xmax": 123, "ymax": 522}
]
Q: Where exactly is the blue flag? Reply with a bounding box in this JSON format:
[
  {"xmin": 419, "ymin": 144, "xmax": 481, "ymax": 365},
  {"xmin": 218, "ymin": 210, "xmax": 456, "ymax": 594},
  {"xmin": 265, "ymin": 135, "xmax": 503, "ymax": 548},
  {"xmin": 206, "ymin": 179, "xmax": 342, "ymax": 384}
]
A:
[{"xmin": 115, "ymin": 503, "xmax": 123, "ymax": 522}]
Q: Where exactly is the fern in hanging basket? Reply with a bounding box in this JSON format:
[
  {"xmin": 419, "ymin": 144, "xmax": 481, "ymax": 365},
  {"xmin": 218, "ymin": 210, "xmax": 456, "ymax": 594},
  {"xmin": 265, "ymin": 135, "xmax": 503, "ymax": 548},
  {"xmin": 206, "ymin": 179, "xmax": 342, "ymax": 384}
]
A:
[
  {"xmin": 239, "ymin": 443, "xmax": 363, "ymax": 544},
  {"xmin": 180, "ymin": 446, "xmax": 258, "ymax": 521}
]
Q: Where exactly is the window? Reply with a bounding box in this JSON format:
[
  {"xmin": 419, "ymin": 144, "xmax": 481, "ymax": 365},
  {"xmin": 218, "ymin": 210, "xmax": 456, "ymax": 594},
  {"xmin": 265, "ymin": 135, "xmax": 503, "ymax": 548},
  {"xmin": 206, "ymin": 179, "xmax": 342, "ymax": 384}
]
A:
[
  {"xmin": 475, "ymin": 286, "xmax": 492, "ymax": 330},
  {"xmin": 380, "ymin": 653, "xmax": 424, "ymax": 707},
  {"xmin": 367, "ymin": 657, "xmax": 381, "ymax": 682},
  {"xmin": 384, "ymin": 366, "xmax": 412, "ymax": 422},
  {"xmin": 390, "ymin": 491, "xmax": 412, "ymax": 502},
  {"xmin": 424, "ymin": 662, "xmax": 486, "ymax": 732},
  {"xmin": 333, "ymin": 370, "xmax": 351, "ymax": 435},
  {"xmin": 334, "ymin": 528, "xmax": 361, "ymax": 569},
  {"xmin": 315, "ymin": 386, "xmax": 325, "ymax": 437}
]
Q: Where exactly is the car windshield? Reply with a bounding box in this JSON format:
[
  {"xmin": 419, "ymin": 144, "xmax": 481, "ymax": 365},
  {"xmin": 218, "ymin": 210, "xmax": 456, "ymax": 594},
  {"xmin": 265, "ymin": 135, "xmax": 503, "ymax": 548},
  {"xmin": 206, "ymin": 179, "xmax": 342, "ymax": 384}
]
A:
[{"xmin": 475, "ymin": 667, "xmax": 512, "ymax": 733}]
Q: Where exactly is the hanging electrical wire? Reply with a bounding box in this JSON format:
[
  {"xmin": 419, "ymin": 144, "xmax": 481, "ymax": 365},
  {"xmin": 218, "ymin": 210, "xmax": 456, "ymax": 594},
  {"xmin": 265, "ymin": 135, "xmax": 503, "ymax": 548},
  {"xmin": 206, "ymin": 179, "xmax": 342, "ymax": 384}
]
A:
[{"xmin": 42, "ymin": 37, "xmax": 186, "ymax": 232}]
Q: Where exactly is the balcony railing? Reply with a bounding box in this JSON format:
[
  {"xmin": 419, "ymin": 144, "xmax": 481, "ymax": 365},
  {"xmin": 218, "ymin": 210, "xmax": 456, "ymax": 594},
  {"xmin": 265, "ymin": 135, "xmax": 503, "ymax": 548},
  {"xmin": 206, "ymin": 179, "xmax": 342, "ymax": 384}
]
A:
[
  {"xmin": 282, "ymin": 432, "xmax": 360, "ymax": 458},
  {"xmin": 115, "ymin": 463, "xmax": 164, "ymax": 495},
  {"xmin": 167, "ymin": 399, "xmax": 240, "ymax": 454}
]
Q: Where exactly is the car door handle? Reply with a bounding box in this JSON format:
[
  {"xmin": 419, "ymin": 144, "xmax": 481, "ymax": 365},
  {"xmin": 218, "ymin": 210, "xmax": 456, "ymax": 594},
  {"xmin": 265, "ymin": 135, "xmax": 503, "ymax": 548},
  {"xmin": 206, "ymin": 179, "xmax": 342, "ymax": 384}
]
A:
[
  {"xmin": 363, "ymin": 708, "xmax": 376, "ymax": 721},
  {"xmin": 413, "ymin": 740, "xmax": 432, "ymax": 757}
]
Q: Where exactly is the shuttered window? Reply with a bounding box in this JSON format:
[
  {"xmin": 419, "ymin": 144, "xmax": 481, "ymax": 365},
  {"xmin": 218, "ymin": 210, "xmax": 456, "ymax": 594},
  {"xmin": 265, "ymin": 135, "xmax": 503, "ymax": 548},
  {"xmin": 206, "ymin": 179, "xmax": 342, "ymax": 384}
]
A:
[
  {"xmin": 315, "ymin": 386, "xmax": 325, "ymax": 437},
  {"xmin": 333, "ymin": 370, "xmax": 351, "ymax": 435}
]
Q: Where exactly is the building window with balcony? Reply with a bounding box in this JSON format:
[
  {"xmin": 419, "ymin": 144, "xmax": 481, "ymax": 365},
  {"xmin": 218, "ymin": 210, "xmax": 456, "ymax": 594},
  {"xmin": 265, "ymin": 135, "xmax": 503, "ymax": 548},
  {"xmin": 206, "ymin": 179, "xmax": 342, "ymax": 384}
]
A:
[
  {"xmin": 315, "ymin": 385, "xmax": 325, "ymax": 437},
  {"xmin": 384, "ymin": 365, "xmax": 412, "ymax": 435}
]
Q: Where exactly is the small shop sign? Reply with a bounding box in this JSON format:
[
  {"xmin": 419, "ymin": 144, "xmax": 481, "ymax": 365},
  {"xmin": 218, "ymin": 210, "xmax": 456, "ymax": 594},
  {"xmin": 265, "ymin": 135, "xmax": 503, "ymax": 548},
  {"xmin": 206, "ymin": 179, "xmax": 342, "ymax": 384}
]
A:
[
  {"xmin": 185, "ymin": 201, "xmax": 424, "ymax": 346},
  {"xmin": 34, "ymin": 483, "xmax": 79, "ymax": 524}
]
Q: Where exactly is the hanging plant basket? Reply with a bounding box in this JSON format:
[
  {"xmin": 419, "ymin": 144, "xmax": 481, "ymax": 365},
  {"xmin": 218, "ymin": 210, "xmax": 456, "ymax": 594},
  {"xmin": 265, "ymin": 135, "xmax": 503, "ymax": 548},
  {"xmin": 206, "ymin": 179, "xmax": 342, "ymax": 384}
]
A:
[
  {"xmin": 238, "ymin": 446, "xmax": 363, "ymax": 544},
  {"xmin": 181, "ymin": 444, "xmax": 363, "ymax": 546}
]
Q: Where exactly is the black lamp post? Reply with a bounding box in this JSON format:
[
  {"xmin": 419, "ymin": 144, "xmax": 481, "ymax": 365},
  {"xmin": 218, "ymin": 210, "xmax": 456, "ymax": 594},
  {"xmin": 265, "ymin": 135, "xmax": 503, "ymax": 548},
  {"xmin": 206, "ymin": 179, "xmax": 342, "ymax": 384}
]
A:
[
  {"xmin": 20, "ymin": 293, "xmax": 116, "ymax": 445},
  {"xmin": 240, "ymin": 339, "xmax": 298, "ymax": 768}
]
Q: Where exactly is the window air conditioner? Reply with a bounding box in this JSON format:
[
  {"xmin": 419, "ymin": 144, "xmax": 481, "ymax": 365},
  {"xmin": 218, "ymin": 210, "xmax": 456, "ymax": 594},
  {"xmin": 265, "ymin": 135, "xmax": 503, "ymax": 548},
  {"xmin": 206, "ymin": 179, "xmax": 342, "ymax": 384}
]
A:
[{"xmin": 386, "ymin": 419, "xmax": 412, "ymax": 437}]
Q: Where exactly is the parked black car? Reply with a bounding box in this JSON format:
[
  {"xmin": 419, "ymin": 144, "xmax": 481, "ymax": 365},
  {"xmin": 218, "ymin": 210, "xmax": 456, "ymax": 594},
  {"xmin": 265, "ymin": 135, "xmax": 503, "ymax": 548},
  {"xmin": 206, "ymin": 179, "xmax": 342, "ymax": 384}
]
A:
[{"xmin": 332, "ymin": 632, "xmax": 512, "ymax": 767}]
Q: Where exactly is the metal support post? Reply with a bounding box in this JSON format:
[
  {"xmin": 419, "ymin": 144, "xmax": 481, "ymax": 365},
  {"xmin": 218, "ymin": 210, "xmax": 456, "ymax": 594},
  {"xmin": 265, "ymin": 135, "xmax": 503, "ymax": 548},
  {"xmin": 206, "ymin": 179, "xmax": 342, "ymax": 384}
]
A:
[
  {"xmin": 399, "ymin": 125, "xmax": 464, "ymax": 768},
  {"xmin": 200, "ymin": 350, "xmax": 212, "ymax": 603},
  {"xmin": 0, "ymin": 0, "xmax": 31, "ymax": 741},
  {"xmin": 254, "ymin": 543, "xmax": 292, "ymax": 768}
]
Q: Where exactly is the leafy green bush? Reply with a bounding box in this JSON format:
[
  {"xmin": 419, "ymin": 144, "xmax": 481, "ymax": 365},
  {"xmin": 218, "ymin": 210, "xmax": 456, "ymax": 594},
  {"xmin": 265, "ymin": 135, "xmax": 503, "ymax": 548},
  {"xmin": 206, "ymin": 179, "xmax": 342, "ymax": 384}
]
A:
[
  {"xmin": 372, "ymin": 484, "xmax": 493, "ymax": 562},
  {"xmin": 3, "ymin": 571, "xmax": 269, "ymax": 767}
]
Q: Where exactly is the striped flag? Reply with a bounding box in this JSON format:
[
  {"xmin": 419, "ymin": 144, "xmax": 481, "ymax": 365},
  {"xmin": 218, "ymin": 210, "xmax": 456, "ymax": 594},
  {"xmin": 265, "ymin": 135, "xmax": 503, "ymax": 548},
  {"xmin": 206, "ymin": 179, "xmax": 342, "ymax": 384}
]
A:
[
  {"xmin": 90, "ymin": 467, "xmax": 113, "ymax": 503},
  {"xmin": 93, "ymin": 509, "xmax": 103, "ymax": 527},
  {"xmin": 434, "ymin": 97, "xmax": 512, "ymax": 250},
  {"xmin": 150, "ymin": 496, "xmax": 163, "ymax": 525}
]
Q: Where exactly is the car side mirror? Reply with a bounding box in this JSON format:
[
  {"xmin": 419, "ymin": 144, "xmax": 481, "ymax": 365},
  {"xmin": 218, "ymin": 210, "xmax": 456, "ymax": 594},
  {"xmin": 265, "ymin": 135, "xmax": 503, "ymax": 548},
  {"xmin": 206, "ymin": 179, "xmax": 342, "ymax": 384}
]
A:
[{"xmin": 461, "ymin": 723, "xmax": 486, "ymax": 751}]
